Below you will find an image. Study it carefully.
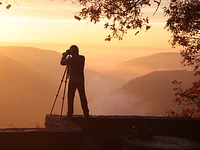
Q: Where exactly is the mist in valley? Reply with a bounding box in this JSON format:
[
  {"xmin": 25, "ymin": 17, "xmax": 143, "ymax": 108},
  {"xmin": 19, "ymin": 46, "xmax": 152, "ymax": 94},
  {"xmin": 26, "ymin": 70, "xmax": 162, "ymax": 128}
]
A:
[{"xmin": 0, "ymin": 46, "xmax": 196, "ymax": 128}]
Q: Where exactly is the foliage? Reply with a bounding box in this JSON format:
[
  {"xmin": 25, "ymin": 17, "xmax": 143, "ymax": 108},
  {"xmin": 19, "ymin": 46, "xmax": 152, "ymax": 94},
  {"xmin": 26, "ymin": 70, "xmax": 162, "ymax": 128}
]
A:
[
  {"xmin": 1, "ymin": 0, "xmax": 159, "ymax": 40},
  {"xmin": 74, "ymin": 0, "xmax": 160, "ymax": 41},
  {"xmin": 164, "ymin": 0, "xmax": 200, "ymax": 117},
  {"xmin": 35, "ymin": 122, "xmax": 41, "ymax": 128},
  {"xmin": 0, "ymin": 1, "xmax": 12, "ymax": 9},
  {"xmin": 165, "ymin": 107, "xmax": 200, "ymax": 117},
  {"xmin": 165, "ymin": 80, "xmax": 200, "ymax": 118},
  {"xmin": 172, "ymin": 80, "xmax": 200, "ymax": 107},
  {"xmin": 164, "ymin": 0, "xmax": 200, "ymax": 75}
]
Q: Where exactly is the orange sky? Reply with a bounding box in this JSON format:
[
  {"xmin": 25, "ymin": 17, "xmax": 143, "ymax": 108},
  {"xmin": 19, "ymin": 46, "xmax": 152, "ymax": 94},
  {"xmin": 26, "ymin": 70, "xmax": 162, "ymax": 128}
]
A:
[
  {"xmin": 0, "ymin": 0, "xmax": 179, "ymax": 71},
  {"xmin": 0, "ymin": 0, "xmax": 171, "ymax": 45}
]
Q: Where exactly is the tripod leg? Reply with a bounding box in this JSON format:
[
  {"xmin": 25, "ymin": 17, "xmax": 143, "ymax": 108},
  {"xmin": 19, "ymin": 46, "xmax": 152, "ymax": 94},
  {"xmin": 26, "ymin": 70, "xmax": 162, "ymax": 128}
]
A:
[
  {"xmin": 60, "ymin": 67, "xmax": 68, "ymax": 117},
  {"xmin": 50, "ymin": 67, "xmax": 67, "ymax": 115}
]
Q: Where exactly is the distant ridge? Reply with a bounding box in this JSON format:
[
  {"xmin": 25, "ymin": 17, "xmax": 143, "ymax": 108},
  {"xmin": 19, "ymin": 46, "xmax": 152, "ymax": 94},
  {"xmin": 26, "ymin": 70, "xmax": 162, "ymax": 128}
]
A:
[
  {"xmin": 0, "ymin": 54, "xmax": 56, "ymax": 127},
  {"xmin": 119, "ymin": 52, "xmax": 181, "ymax": 68},
  {"xmin": 105, "ymin": 52, "xmax": 191, "ymax": 82},
  {"xmin": 0, "ymin": 46, "xmax": 62, "ymax": 82},
  {"xmin": 0, "ymin": 46, "xmax": 196, "ymax": 124},
  {"xmin": 0, "ymin": 46, "xmax": 103, "ymax": 127},
  {"xmin": 0, "ymin": 46, "xmax": 100, "ymax": 83}
]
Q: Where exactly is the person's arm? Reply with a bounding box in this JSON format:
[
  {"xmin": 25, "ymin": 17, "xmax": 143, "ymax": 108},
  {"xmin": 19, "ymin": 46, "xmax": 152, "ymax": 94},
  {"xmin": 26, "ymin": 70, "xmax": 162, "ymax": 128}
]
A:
[{"xmin": 60, "ymin": 51, "xmax": 71, "ymax": 65}]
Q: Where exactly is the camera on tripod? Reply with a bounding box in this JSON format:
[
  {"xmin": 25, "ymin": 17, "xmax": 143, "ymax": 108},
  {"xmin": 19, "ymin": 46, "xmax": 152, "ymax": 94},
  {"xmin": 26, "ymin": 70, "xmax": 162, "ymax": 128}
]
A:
[
  {"xmin": 62, "ymin": 49, "xmax": 71, "ymax": 56},
  {"xmin": 66, "ymin": 50, "xmax": 71, "ymax": 55}
]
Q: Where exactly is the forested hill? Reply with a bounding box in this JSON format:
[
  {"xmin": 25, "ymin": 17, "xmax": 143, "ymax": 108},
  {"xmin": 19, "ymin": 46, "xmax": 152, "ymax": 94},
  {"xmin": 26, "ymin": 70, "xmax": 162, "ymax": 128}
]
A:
[{"xmin": 117, "ymin": 70, "xmax": 198, "ymax": 116}]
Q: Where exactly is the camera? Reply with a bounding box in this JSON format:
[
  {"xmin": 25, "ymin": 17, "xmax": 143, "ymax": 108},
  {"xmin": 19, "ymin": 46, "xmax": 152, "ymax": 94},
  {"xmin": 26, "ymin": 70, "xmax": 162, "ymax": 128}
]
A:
[
  {"xmin": 65, "ymin": 49, "xmax": 71, "ymax": 55},
  {"xmin": 62, "ymin": 50, "xmax": 70, "ymax": 56}
]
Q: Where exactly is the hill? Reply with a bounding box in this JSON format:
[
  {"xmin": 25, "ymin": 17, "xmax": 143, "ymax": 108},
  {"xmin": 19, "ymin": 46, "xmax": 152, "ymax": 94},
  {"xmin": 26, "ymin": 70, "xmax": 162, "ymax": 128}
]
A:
[
  {"xmin": 0, "ymin": 46, "xmax": 103, "ymax": 127},
  {"xmin": 0, "ymin": 46, "xmax": 196, "ymax": 122},
  {"xmin": 0, "ymin": 46, "xmax": 100, "ymax": 84},
  {"xmin": 105, "ymin": 52, "xmax": 191, "ymax": 83},
  {"xmin": 0, "ymin": 46, "xmax": 69, "ymax": 83},
  {"xmin": 0, "ymin": 55, "xmax": 58, "ymax": 127},
  {"xmin": 119, "ymin": 70, "xmax": 198, "ymax": 115},
  {"xmin": 89, "ymin": 70, "xmax": 198, "ymax": 116},
  {"xmin": 0, "ymin": 46, "xmax": 100, "ymax": 82}
]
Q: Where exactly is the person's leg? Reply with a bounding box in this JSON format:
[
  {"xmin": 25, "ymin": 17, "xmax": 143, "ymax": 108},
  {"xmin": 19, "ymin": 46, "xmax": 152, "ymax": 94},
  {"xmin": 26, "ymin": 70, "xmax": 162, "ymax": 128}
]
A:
[
  {"xmin": 67, "ymin": 81, "xmax": 76, "ymax": 117},
  {"xmin": 77, "ymin": 82, "xmax": 89, "ymax": 116}
]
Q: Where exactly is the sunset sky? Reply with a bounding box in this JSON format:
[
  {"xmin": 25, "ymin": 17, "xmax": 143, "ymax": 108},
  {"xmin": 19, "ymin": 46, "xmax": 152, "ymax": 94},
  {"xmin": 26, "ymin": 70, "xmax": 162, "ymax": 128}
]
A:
[{"xmin": 0, "ymin": 0, "xmax": 179, "ymax": 71}]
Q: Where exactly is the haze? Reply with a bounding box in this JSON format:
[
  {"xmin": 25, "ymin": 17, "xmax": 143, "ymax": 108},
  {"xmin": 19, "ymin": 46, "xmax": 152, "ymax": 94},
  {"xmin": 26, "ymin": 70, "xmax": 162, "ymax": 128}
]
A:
[
  {"xmin": 0, "ymin": 0, "xmax": 177, "ymax": 70},
  {"xmin": 0, "ymin": 0, "xmax": 193, "ymax": 127}
]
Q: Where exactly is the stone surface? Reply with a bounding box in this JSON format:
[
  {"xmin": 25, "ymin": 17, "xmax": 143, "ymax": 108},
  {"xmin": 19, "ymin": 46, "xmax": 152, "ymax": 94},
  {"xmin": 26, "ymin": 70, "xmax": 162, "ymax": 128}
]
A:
[
  {"xmin": 123, "ymin": 136, "xmax": 200, "ymax": 150},
  {"xmin": 70, "ymin": 114, "xmax": 200, "ymax": 139},
  {"xmin": 128, "ymin": 136, "xmax": 200, "ymax": 149},
  {"xmin": 84, "ymin": 138, "xmax": 100, "ymax": 150},
  {"xmin": 44, "ymin": 114, "xmax": 200, "ymax": 150},
  {"xmin": 0, "ymin": 115, "xmax": 84, "ymax": 150},
  {"xmin": 45, "ymin": 114, "xmax": 83, "ymax": 132}
]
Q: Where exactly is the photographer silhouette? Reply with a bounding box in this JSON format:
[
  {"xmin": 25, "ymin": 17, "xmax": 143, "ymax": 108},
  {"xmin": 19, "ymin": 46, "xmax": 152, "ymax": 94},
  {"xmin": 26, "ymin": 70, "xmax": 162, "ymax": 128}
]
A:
[{"xmin": 60, "ymin": 45, "xmax": 89, "ymax": 118}]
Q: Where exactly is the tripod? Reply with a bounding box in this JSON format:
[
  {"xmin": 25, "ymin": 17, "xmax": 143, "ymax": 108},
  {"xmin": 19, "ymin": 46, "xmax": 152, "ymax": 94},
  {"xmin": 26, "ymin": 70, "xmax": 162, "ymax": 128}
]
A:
[{"xmin": 50, "ymin": 66, "xmax": 69, "ymax": 116}]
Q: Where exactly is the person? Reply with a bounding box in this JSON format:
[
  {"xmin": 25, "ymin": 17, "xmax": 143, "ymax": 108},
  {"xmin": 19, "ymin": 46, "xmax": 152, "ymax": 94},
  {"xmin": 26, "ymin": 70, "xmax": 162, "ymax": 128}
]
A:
[{"xmin": 60, "ymin": 45, "xmax": 89, "ymax": 118}]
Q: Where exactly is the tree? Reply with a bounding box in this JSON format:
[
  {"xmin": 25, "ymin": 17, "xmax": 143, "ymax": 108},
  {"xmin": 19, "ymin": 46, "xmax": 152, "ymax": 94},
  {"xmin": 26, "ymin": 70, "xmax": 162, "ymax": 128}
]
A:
[
  {"xmin": 164, "ymin": 0, "xmax": 200, "ymax": 76},
  {"xmin": 163, "ymin": 0, "xmax": 200, "ymax": 117},
  {"xmin": 74, "ymin": 0, "xmax": 159, "ymax": 41}
]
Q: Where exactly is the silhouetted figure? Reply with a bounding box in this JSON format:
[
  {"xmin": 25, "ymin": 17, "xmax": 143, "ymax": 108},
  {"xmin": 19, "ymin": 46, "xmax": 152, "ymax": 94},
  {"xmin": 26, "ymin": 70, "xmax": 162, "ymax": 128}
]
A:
[{"xmin": 60, "ymin": 45, "xmax": 89, "ymax": 118}]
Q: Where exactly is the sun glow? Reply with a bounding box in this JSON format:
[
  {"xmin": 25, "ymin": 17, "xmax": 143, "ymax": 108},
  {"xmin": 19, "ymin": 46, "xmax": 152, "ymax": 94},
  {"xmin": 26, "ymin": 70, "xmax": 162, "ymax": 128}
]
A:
[
  {"xmin": 0, "ymin": 0, "xmax": 171, "ymax": 45},
  {"xmin": 0, "ymin": 0, "xmax": 176, "ymax": 71}
]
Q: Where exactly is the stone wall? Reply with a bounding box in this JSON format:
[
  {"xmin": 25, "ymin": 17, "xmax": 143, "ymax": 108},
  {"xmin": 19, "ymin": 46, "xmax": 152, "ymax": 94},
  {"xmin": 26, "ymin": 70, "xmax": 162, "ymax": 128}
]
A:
[{"xmin": 0, "ymin": 115, "xmax": 84, "ymax": 150}]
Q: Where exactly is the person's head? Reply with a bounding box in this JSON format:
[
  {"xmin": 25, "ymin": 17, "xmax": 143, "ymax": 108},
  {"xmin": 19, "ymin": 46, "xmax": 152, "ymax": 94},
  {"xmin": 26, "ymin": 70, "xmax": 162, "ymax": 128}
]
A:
[{"xmin": 69, "ymin": 45, "xmax": 79, "ymax": 55}]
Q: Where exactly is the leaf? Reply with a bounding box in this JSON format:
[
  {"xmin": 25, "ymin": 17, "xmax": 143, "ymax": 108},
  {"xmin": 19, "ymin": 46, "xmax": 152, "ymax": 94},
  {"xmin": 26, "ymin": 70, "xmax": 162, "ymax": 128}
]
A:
[
  {"xmin": 6, "ymin": 4, "xmax": 11, "ymax": 9},
  {"xmin": 146, "ymin": 25, "xmax": 151, "ymax": 31},
  {"xmin": 74, "ymin": 15, "xmax": 81, "ymax": 21},
  {"xmin": 146, "ymin": 17, "xmax": 149, "ymax": 23},
  {"xmin": 126, "ymin": 25, "xmax": 131, "ymax": 29},
  {"xmin": 105, "ymin": 37, "xmax": 111, "ymax": 41},
  {"xmin": 153, "ymin": 0, "xmax": 160, "ymax": 5},
  {"xmin": 105, "ymin": 35, "xmax": 111, "ymax": 41},
  {"xmin": 135, "ymin": 31, "xmax": 139, "ymax": 35},
  {"xmin": 104, "ymin": 23, "xmax": 109, "ymax": 29}
]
